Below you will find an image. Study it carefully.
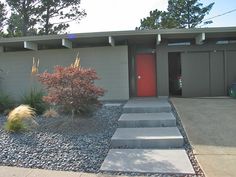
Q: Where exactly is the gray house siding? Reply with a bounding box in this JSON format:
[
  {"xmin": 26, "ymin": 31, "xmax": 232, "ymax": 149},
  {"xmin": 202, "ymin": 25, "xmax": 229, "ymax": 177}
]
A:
[
  {"xmin": 156, "ymin": 42, "xmax": 236, "ymax": 97},
  {"xmin": 0, "ymin": 46, "xmax": 129, "ymax": 100},
  {"xmin": 0, "ymin": 28, "xmax": 236, "ymax": 99}
]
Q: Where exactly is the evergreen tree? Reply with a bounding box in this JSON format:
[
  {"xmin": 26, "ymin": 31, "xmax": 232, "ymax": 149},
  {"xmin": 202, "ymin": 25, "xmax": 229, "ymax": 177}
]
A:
[
  {"xmin": 38, "ymin": 0, "xmax": 86, "ymax": 35},
  {"xmin": 0, "ymin": 2, "xmax": 7, "ymax": 36},
  {"xmin": 167, "ymin": 0, "xmax": 214, "ymax": 28},
  {"xmin": 5, "ymin": 0, "xmax": 86, "ymax": 36},
  {"xmin": 138, "ymin": 0, "xmax": 214, "ymax": 29},
  {"xmin": 6, "ymin": 0, "xmax": 39, "ymax": 36}
]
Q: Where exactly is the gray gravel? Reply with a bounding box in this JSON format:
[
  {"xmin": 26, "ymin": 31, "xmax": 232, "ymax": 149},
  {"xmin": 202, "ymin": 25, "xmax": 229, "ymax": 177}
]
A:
[
  {"xmin": 0, "ymin": 101, "xmax": 204, "ymax": 177},
  {"xmin": 0, "ymin": 104, "xmax": 123, "ymax": 173}
]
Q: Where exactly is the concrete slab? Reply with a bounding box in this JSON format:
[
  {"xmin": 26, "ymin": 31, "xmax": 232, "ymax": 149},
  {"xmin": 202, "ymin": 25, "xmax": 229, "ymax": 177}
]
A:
[
  {"xmin": 100, "ymin": 149, "xmax": 195, "ymax": 174},
  {"xmin": 0, "ymin": 166, "xmax": 131, "ymax": 177},
  {"xmin": 0, "ymin": 166, "xmax": 33, "ymax": 177},
  {"xmin": 111, "ymin": 127, "xmax": 183, "ymax": 148},
  {"xmin": 104, "ymin": 103, "xmax": 122, "ymax": 107},
  {"xmin": 171, "ymin": 97, "xmax": 236, "ymax": 177},
  {"xmin": 27, "ymin": 168, "xmax": 81, "ymax": 177},
  {"xmin": 123, "ymin": 98, "xmax": 171, "ymax": 113},
  {"xmin": 118, "ymin": 113, "xmax": 176, "ymax": 127},
  {"xmin": 195, "ymin": 154, "xmax": 236, "ymax": 177}
]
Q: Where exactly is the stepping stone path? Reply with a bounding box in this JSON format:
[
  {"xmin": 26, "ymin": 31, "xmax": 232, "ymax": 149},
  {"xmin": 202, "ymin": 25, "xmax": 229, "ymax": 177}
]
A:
[{"xmin": 100, "ymin": 98, "xmax": 195, "ymax": 175}]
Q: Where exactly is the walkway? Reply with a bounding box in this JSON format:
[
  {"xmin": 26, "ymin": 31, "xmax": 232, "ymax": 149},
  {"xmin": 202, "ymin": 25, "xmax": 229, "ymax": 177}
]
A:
[
  {"xmin": 100, "ymin": 98, "xmax": 195, "ymax": 175},
  {"xmin": 0, "ymin": 166, "xmax": 129, "ymax": 177},
  {"xmin": 171, "ymin": 97, "xmax": 236, "ymax": 177}
]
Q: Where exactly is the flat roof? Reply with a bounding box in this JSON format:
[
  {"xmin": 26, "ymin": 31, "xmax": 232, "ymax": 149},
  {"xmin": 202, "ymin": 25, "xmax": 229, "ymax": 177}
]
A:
[{"xmin": 0, "ymin": 27, "xmax": 236, "ymax": 51}]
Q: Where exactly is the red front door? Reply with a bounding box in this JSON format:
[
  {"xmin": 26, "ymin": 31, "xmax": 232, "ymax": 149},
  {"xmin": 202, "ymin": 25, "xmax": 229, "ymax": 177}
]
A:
[{"xmin": 136, "ymin": 54, "xmax": 157, "ymax": 97}]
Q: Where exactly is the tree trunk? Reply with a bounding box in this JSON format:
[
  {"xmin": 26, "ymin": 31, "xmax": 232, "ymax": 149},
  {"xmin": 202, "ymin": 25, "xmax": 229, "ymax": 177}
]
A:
[{"xmin": 45, "ymin": 2, "xmax": 50, "ymax": 35}]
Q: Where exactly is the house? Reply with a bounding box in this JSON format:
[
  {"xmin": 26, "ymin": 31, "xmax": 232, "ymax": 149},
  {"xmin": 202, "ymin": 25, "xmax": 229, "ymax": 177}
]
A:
[{"xmin": 0, "ymin": 27, "xmax": 236, "ymax": 100}]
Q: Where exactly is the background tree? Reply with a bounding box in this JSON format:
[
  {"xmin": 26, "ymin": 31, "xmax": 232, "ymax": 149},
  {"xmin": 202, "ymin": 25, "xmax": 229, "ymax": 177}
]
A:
[
  {"xmin": 137, "ymin": 10, "xmax": 178, "ymax": 30},
  {"xmin": 38, "ymin": 0, "xmax": 86, "ymax": 35},
  {"xmin": 6, "ymin": 0, "xmax": 39, "ymax": 36},
  {"xmin": 138, "ymin": 0, "xmax": 214, "ymax": 29},
  {"xmin": 5, "ymin": 0, "xmax": 86, "ymax": 36},
  {"xmin": 167, "ymin": 0, "xmax": 214, "ymax": 28},
  {"xmin": 0, "ymin": 2, "xmax": 7, "ymax": 36},
  {"xmin": 137, "ymin": 10, "xmax": 164, "ymax": 30}
]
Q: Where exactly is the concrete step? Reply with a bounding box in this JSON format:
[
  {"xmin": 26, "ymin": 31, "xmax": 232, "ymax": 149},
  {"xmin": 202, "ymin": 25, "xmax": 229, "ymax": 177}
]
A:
[
  {"xmin": 111, "ymin": 127, "xmax": 183, "ymax": 149},
  {"xmin": 100, "ymin": 149, "xmax": 195, "ymax": 174},
  {"xmin": 118, "ymin": 113, "xmax": 176, "ymax": 128},
  {"xmin": 123, "ymin": 98, "xmax": 171, "ymax": 113}
]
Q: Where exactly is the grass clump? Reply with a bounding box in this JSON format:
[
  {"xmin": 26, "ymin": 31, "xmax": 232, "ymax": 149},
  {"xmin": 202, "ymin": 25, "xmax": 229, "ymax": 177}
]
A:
[
  {"xmin": 43, "ymin": 108, "xmax": 59, "ymax": 118},
  {"xmin": 5, "ymin": 105, "xmax": 36, "ymax": 132},
  {"xmin": 21, "ymin": 89, "xmax": 47, "ymax": 115}
]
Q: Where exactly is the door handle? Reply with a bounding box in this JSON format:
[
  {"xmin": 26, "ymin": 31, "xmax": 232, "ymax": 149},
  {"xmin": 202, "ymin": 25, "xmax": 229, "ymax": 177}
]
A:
[{"xmin": 138, "ymin": 76, "xmax": 141, "ymax": 79}]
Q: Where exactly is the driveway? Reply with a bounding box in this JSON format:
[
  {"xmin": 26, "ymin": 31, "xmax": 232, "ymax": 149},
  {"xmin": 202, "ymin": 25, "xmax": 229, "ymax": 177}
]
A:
[{"xmin": 171, "ymin": 97, "xmax": 236, "ymax": 177}]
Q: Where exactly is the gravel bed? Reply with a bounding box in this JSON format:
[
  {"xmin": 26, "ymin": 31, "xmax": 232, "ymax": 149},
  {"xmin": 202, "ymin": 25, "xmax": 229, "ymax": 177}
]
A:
[
  {"xmin": 0, "ymin": 101, "xmax": 204, "ymax": 177},
  {"xmin": 0, "ymin": 104, "xmax": 123, "ymax": 173}
]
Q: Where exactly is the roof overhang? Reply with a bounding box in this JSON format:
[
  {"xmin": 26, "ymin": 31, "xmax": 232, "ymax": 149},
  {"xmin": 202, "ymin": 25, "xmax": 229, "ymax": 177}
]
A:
[{"xmin": 0, "ymin": 27, "xmax": 236, "ymax": 52}]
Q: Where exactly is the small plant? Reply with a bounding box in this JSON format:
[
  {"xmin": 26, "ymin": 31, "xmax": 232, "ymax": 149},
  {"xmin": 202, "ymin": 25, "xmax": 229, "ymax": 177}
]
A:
[
  {"xmin": 0, "ymin": 92, "xmax": 14, "ymax": 114},
  {"xmin": 5, "ymin": 105, "xmax": 36, "ymax": 132},
  {"xmin": 21, "ymin": 89, "xmax": 47, "ymax": 115},
  {"xmin": 43, "ymin": 108, "xmax": 59, "ymax": 118},
  {"xmin": 38, "ymin": 58, "xmax": 105, "ymax": 117},
  {"xmin": 229, "ymin": 83, "xmax": 236, "ymax": 98}
]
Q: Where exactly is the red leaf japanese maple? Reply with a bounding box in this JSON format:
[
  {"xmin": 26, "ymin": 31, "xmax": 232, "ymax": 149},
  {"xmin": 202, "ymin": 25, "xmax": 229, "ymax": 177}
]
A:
[{"xmin": 38, "ymin": 65, "xmax": 105, "ymax": 114}]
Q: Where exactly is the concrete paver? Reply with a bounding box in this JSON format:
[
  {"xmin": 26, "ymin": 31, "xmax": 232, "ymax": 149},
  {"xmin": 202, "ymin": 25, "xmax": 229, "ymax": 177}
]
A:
[
  {"xmin": 118, "ymin": 113, "xmax": 176, "ymax": 127},
  {"xmin": 111, "ymin": 127, "xmax": 183, "ymax": 148},
  {"xmin": 123, "ymin": 98, "xmax": 171, "ymax": 113},
  {"xmin": 100, "ymin": 149, "xmax": 195, "ymax": 174},
  {"xmin": 171, "ymin": 97, "xmax": 236, "ymax": 177}
]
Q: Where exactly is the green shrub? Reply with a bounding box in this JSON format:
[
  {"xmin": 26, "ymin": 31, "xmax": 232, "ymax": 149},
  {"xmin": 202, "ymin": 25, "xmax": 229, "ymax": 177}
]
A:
[
  {"xmin": 0, "ymin": 92, "xmax": 14, "ymax": 114},
  {"xmin": 21, "ymin": 89, "xmax": 47, "ymax": 115},
  {"xmin": 5, "ymin": 105, "xmax": 36, "ymax": 132}
]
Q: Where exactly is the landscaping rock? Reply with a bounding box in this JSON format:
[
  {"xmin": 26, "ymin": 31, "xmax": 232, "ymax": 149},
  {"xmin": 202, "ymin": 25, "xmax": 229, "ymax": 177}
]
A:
[{"xmin": 0, "ymin": 104, "xmax": 123, "ymax": 173}]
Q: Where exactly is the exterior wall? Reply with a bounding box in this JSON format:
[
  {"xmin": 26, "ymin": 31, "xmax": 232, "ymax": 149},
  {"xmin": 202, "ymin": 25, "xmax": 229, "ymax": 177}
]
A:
[
  {"xmin": 156, "ymin": 42, "xmax": 236, "ymax": 97},
  {"xmin": 156, "ymin": 50, "xmax": 169, "ymax": 96},
  {"xmin": 0, "ymin": 45, "xmax": 129, "ymax": 100}
]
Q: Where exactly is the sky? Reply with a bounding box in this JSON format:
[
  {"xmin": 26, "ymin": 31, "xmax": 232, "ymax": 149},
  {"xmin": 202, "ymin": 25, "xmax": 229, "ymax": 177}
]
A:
[{"xmin": 68, "ymin": 0, "xmax": 236, "ymax": 33}]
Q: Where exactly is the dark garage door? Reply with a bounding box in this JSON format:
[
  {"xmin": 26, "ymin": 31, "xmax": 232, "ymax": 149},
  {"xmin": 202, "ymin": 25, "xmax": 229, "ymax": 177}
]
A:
[{"xmin": 181, "ymin": 52, "xmax": 225, "ymax": 97}]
